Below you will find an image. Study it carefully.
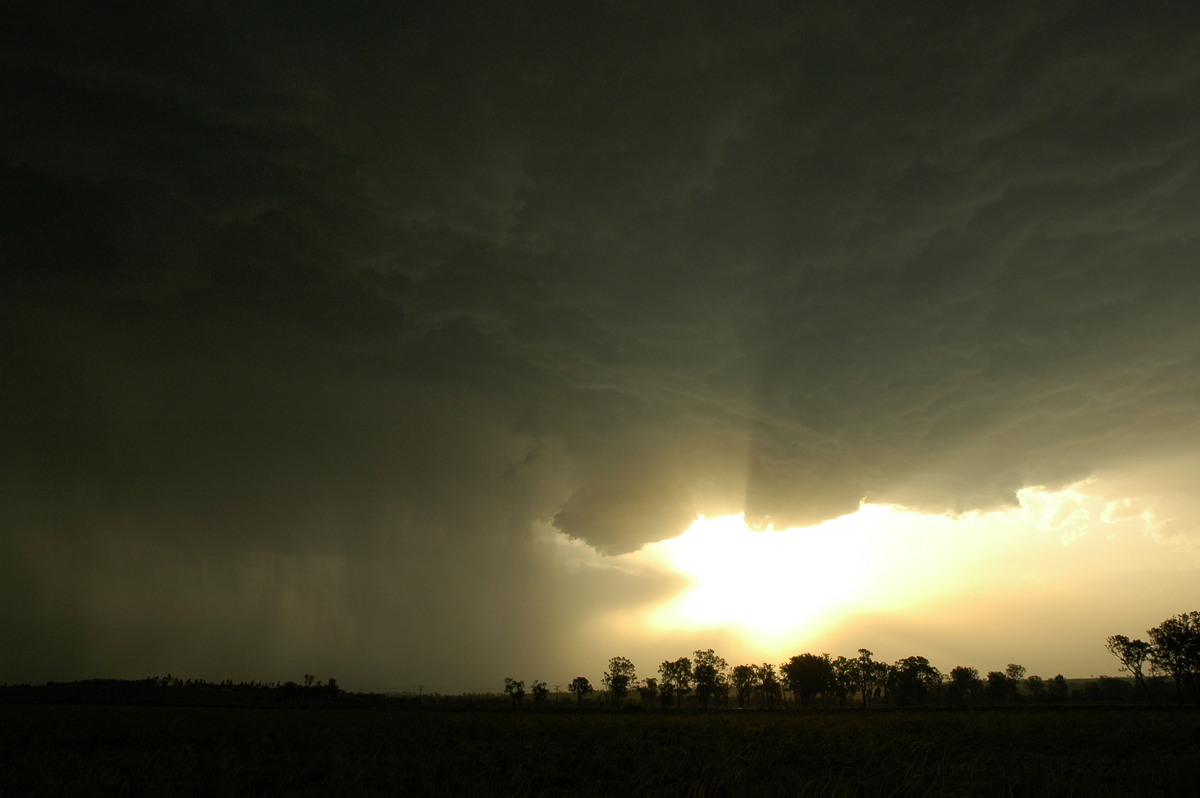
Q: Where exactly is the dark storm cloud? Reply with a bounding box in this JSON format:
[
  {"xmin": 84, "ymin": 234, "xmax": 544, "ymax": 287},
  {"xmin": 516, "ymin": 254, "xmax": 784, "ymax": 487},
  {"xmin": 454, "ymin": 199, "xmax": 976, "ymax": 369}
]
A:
[{"xmin": 5, "ymin": 1, "xmax": 1200, "ymax": 682}]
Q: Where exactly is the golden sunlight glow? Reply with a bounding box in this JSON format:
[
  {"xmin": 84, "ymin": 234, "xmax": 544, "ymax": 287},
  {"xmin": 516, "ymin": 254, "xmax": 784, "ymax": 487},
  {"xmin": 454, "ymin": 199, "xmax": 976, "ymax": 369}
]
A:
[
  {"xmin": 560, "ymin": 482, "xmax": 1191, "ymax": 677},
  {"xmin": 630, "ymin": 489, "xmax": 1133, "ymax": 650},
  {"xmin": 641, "ymin": 513, "xmax": 873, "ymax": 637},
  {"xmin": 547, "ymin": 482, "xmax": 1200, "ymax": 676}
]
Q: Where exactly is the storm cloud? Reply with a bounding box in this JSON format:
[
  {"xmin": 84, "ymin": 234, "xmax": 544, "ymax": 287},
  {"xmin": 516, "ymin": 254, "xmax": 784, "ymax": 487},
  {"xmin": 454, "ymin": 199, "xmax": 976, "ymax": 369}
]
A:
[{"xmin": 4, "ymin": 1, "xmax": 1200, "ymax": 685}]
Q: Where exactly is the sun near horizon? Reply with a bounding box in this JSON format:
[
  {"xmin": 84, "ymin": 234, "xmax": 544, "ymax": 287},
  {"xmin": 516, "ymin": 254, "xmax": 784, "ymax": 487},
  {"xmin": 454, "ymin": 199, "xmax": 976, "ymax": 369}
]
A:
[
  {"xmin": 636, "ymin": 505, "xmax": 977, "ymax": 647},
  {"xmin": 606, "ymin": 485, "xmax": 1190, "ymax": 675}
]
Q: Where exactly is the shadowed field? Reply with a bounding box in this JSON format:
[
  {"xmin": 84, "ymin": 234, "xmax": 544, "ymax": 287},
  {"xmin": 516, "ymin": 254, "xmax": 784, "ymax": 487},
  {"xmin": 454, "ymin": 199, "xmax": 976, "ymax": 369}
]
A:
[{"xmin": 2, "ymin": 705, "xmax": 1197, "ymax": 796}]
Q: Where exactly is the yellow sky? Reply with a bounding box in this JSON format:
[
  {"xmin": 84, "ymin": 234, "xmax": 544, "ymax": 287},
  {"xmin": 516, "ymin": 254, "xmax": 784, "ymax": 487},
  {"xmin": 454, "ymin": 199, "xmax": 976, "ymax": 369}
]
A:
[{"xmin": 549, "ymin": 483, "xmax": 1200, "ymax": 680}]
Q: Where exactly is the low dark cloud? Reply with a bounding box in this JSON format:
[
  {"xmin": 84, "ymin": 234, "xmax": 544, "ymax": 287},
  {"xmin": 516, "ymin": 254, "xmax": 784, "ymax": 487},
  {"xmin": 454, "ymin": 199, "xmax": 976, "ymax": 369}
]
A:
[{"xmin": 4, "ymin": 1, "xmax": 1200, "ymax": 685}]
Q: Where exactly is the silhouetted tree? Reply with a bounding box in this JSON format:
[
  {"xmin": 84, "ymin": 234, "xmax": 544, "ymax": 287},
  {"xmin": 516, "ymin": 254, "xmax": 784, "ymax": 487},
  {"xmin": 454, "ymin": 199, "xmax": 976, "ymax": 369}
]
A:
[
  {"xmin": 568, "ymin": 676, "xmax": 593, "ymax": 706},
  {"xmin": 848, "ymin": 649, "xmax": 888, "ymax": 707},
  {"xmin": 504, "ymin": 677, "xmax": 525, "ymax": 706},
  {"xmin": 692, "ymin": 649, "xmax": 729, "ymax": 709},
  {"xmin": 1026, "ymin": 674, "xmax": 1045, "ymax": 701},
  {"xmin": 731, "ymin": 664, "xmax": 756, "ymax": 708},
  {"xmin": 1147, "ymin": 611, "xmax": 1200, "ymax": 703},
  {"xmin": 949, "ymin": 666, "xmax": 980, "ymax": 704},
  {"xmin": 603, "ymin": 656, "xmax": 637, "ymax": 705},
  {"xmin": 828, "ymin": 656, "xmax": 853, "ymax": 706},
  {"xmin": 781, "ymin": 653, "xmax": 833, "ymax": 708},
  {"xmin": 1048, "ymin": 674, "xmax": 1070, "ymax": 701},
  {"xmin": 890, "ymin": 656, "xmax": 941, "ymax": 706},
  {"xmin": 1106, "ymin": 634, "xmax": 1152, "ymax": 700},
  {"xmin": 755, "ymin": 663, "xmax": 782, "ymax": 709},
  {"xmin": 531, "ymin": 680, "xmax": 549, "ymax": 705},
  {"xmin": 658, "ymin": 657, "xmax": 692, "ymax": 708},
  {"xmin": 985, "ymin": 671, "xmax": 1012, "ymax": 703},
  {"xmin": 639, "ymin": 677, "xmax": 659, "ymax": 706},
  {"xmin": 1005, "ymin": 664, "xmax": 1026, "ymax": 702}
]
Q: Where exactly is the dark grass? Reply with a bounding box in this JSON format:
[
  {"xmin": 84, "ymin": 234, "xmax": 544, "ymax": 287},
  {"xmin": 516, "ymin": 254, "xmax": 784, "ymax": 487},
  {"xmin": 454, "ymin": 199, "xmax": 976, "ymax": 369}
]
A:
[{"xmin": 2, "ymin": 705, "xmax": 1198, "ymax": 796}]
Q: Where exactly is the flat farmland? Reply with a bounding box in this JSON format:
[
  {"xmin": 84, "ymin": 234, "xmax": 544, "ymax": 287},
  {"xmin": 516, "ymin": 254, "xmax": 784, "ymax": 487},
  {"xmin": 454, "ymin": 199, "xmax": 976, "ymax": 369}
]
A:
[{"xmin": 2, "ymin": 704, "xmax": 1197, "ymax": 796}]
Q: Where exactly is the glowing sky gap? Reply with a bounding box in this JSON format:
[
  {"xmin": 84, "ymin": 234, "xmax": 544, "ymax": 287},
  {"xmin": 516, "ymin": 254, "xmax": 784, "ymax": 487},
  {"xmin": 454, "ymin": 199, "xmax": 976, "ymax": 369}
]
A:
[{"xmin": 570, "ymin": 486, "xmax": 1197, "ymax": 679}]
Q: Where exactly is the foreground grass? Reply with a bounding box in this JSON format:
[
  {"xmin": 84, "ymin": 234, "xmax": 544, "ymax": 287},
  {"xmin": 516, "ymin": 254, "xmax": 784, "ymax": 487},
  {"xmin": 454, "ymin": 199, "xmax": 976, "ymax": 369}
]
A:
[{"xmin": 2, "ymin": 705, "xmax": 1197, "ymax": 796}]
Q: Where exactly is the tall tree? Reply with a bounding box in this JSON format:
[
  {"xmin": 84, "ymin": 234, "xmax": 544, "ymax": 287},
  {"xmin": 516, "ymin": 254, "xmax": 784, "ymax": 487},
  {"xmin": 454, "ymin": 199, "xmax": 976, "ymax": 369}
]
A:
[
  {"xmin": 658, "ymin": 657, "xmax": 693, "ymax": 708},
  {"xmin": 985, "ymin": 670, "xmax": 1015, "ymax": 703},
  {"xmin": 568, "ymin": 676, "xmax": 593, "ymax": 706},
  {"xmin": 503, "ymin": 677, "xmax": 525, "ymax": 706},
  {"xmin": 848, "ymin": 649, "xmax": 888, "ymax": 707},
  {"xmin": 731, "ymin": 664, "xmax": 756, "ymax": 708},
  {"xmin": 692, "ymin": 649, "xmax": 729, "ymax": 709},
  {"xmin": 531, "ymin": 680, "xmax": 549, "ymax": 705},
  {"xmin": 949, "ymin": 666, "xmax": 980, "ymax": 704},
  {"xmin": 1105, "ymin": 634, "xmax": 1152, "ymax": 699},
  {"xmin": 603, "ymin": 656, "xmax": 637, "ymax": 705},
  {"xmin": 828, "ymin": 656, "xmax": 853, "ymax": 706},
  {"xmin": 890, "ymin": 656, "xmax": 941, "ymax": 706},
  {"xmin": 1004, "ymin": 664, "xmax": 1026, "ymax": 702},
  {"xmin": 1147, "ymin": 612, "xmax": 1200, "ymax": 703},
  {"xmin": 781, "ymin": 653, "xmax": 833, "ymax": 708},
  {"xmin": 755, "ymin": 663, "xmax": 782, "ymax": 709},
  {"xmin": 639, "ymin": 677, "xmax": 659, "ymax": 707}
]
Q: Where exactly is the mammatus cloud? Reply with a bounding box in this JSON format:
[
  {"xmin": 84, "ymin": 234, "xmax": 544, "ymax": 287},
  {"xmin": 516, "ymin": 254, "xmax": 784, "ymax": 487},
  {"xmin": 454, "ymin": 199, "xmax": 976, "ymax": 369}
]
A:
[{"xmin": 4, "ymin": 3, "xmax": 1200, "ymax": 684}]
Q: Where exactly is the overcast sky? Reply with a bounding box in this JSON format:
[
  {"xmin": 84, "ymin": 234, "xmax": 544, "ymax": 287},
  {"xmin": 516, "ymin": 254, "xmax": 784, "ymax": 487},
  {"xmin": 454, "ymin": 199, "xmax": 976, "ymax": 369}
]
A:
[{"xmin": 4, "ymin": 1, "xmax": 1200, "ymax": 690}]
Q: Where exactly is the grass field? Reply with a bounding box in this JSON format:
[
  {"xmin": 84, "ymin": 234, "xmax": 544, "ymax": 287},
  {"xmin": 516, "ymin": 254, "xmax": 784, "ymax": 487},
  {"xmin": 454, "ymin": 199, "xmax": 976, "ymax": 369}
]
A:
[{"xmin": 2, "ymin": 704, "xmax": 1197, "ymax": 796}]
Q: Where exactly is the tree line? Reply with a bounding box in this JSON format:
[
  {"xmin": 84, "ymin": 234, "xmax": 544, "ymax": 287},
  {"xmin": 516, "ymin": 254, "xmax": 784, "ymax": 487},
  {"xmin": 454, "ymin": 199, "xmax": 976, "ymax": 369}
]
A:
[
  {"xmin": 503, "ymin": 611, "xmax": 1200, "ymax": 709},
  {"xmin": 0, "ymin": 675, "xmax": 354, "ymax": 709}
]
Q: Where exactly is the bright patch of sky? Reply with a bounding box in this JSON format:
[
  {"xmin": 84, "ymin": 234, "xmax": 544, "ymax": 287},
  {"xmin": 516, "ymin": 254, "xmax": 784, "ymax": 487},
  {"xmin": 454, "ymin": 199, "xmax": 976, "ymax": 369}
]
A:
[{"xmin": 547, "ymin": 484, "xmax": 1198, "ymax": 679}]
